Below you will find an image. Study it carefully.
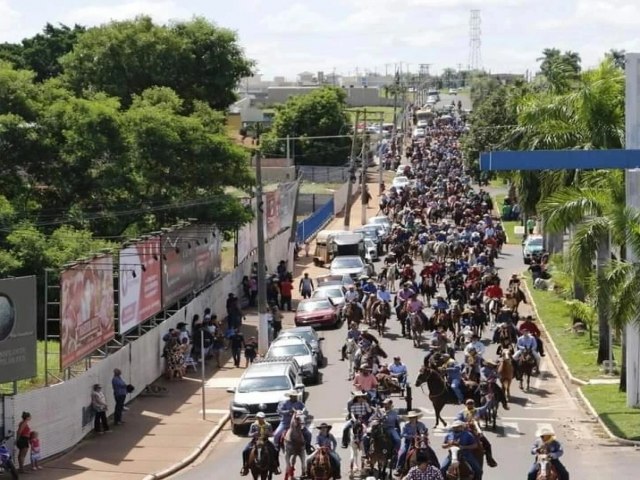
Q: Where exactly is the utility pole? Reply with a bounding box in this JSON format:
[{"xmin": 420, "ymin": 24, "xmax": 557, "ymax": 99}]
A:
[
  {"xmin": 361, "ymin": 108, "xmax": 368, "ymax": 226},
  {"xmin": 377, "ymin": 112, "xmax": 385, "ymax": 196},
  {"xmin": 391, "ymin": 70, "xmax": 400, "ymax": 156},
  {"xmin": 254, "ymin": 124, "xmax": 269, "ymax": 355},
  {"xmin": 343, "ymin": 110, "xmax": 360, "ymax": 229}
]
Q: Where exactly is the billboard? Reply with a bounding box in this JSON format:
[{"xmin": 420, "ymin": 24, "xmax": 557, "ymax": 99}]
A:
[
  {"xmin": 266, "ymin": 191, "xmax": 281, "ymax": 238},
  {"xmin": 162, "ymin": 224, "xmax": 222, "ymax": 307},
  {"xmin": 60, "ymin": 256, "xmax": 115, "ymax": 369},
  {"xmin": 0, "ymin": 276, "xmax": 37, "ymax": 383},
  {"xmin": 119, "ymin": 237, "xmax": 162, "ymax": 334}
]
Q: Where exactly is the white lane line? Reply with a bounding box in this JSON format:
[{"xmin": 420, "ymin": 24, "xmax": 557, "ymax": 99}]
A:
[
  {"xmin": 501, "ymin": 421, "xmax": 524, "ymax": 438},
  {"xmin": 313, "ymin": 416, "xmax": 558, "ymax": 423}
]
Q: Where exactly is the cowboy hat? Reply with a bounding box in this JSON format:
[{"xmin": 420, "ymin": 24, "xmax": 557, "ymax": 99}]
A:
[
  {"xmin": 382, "ymin": 398, "xmax": 393, "ymax": 405},
  {"xmin": 351, "ymin": 391, "xmax": 368, "ymax": 397},
  {"xmin": 450, "ymin": 420, "xmax": 466, "ymax": 429},
  {"xmin": 484, "ymin": 359, "xmax": 498, "ymax": 368},
  {"xmin": 404, "ymin": 281, "xmax": 413, "ymax": 287},
  {"xmin": 463, "ymin": 308, "xmax": 474, "ymax": 315},
  {"xmin": 404, "ymin": 410, "xmax": 423, "ymax": 419},
  {"xmin": 316, "ymin": 422, "xmax": 332, "ymax": 430},
  {"xmin": 535, "ymin": 426, "xmax": 555, "ymax": 437},
  {"xmin": 256, "ymin": 412, "xmax": 266, "ymax": 419},
  {"xmin": 285, "ymin": 389, "xmax": 300, "ymax": 397}
]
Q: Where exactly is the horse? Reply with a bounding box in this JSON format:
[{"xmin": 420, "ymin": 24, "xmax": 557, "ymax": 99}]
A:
[
  {"xmin": 484, "ymin": 297, "xmax": 501, "ymax": 326},
  {"xmin": 386, "ymin": 265, "xmax": 399, "ymax": 293},
  {"xmin": 372, "ymin": 301, "xmax": 391, "ymax": 337},
  {"xmin": 518, "ymin": 348, "xmax": 536, "ymax": 392},
  {"xmin": 415, "ymin": 367, "xmax": 473, "ymax": 428},
  {"xmin": 366, "ymin": 421, "xmax": 395, "ymax": 480},
  {"xmin": 478, "ymin": 382, "xmax": 499, "ymax": 430},
  {"xmin": 349, "ymin": 417, "xmax": 365, "ymax": 476},
  {"xmin": 344, "ymin": 303, "xmax": 363, "ymax": 327},
  {"xmin": 401, "ymin": 433, "xmax": 440, "ymax": 475},
  {"xmin": 410, "ymin": 312, "xmax": 423, "ymax": 348},
  {"xmin": 498, "ymin": 348, "xmax": 515, "ymax": 402},
  {"xmin": 308, "ymin": 446, "xmax": 333, "ymax": 480},
  {"xmin": 433, "ymin": 241, "xmax": 448, "ymax": 263},
  {"xmin": 534, "ymin": 453, "xmax": 559, "ymax": 480},
  {"xmin": 421, "ymin": 242, "xmax": 434, "ymax": 263},
  {"xmin": 444, "ymin": 445, "xmax": 474, "ymax": 480},
  {"xmin": 283, "ymin": 411, "xmax": 307, "ymax": 480},
  {"xmin": 344, "ymin": 338, "xmax": 358, "ymax": 380},
  {"xmin": 420, "ymin": 274, "xmax": 437, "ymax": 304},
  {"xmin": 248, "ymin": 438, "xmax": 275, "ymax": 480}
]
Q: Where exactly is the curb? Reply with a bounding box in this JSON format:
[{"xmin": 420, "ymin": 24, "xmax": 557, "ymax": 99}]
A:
[
  {"xmin": 576, "ymin": 388, "xmax": 640, "ymax": 447},
  {"xmin": 143, "ymin": 413, "xmax": 230, "ymax": 480},
  {"xmin": 521, "ymin": 280, "xmax": 588, "ymax": 388}
]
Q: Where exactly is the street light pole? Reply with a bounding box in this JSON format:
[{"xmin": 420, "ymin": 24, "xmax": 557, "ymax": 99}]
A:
[
  {"xmin": 344, "ymin": 110, "xmax": 360, "ymax": 229},
  {"xmin": 361, "ymin": 108, "xmax": 368, "ymax": 226},
  {"xmin": 254, "ymin": 126, "xmax": 269, "ymax": 355}
]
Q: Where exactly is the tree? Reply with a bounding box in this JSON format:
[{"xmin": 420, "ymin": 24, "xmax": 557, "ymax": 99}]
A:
[
  {"xmin": 261, "ymin": 87, "xmax": 352, "ymax": 166},
  {"xmin": 60, "ymin": 16, "xmax": 253, "ymax": 109},
  {"xmin": 469, "ymin": 74, "xmax": 499, "ymax": 107},
  {"xmin": 536, "ymin": 48, "xmax": 582, "ymax": 93},
  {"xmin": 606, "ymin": 49, "xmax": 626, "ymax": 70}
]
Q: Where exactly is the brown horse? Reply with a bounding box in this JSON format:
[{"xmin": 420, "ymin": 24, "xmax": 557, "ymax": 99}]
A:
[
  {"xmin": 308, "ymin": 446, "xmax": 333, "ymax": 479},
  {"xmin": 372, "ymin": 301, "xmax": 391, "ymax": 336},
  {"xmin": 344, "ymin": 303, "xmax": 363, "ymax": 326},
  {"xmin": 248, "ymin": 438, "xmax": 275, "ymax": 480},
  {"xmin": 444, "ymin": 445, "xmax": 474, "ymax": 480},
  {"xmin": 410, "ymin": 312, "xmax": 423, "ymax": 348},
  {"xmin": 401, "ymin": 433, "xmax": 440, "ymax": 475},
  {"xmin": 415, "ymin": 367, "xmax": 475, "ymax": 428},
  {"xmin": 498, "ymin": 348, "xmax": 515, "ymax": 402}
]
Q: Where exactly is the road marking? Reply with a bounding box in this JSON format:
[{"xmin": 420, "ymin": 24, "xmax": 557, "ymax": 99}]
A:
[{"xmin": 501, "ymin": 422, "xmax": 524, "ymax": 438}]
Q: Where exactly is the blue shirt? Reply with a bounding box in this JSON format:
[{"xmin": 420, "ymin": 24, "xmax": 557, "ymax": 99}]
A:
[
  {"xmin": 277, "ymin": 400, "xmax": 305, "ymax": 427},
  {"xmin": 517, "ymin": 335, "xmax": 537, "ymax": 351},
  {"xmin": 382, "ymin": 409, "xmax": 400, "ymax": 429},
  {"xmin": 362, "ymin": 283, "xmax": 377, "ymax": 295},
  {"xmin": 401, "ymin": 421, "xmax": 427, "ymax": 439},
  {"xmin": 480, "ymin": 366, "xmax": 498, "ymax": 382},
  {"xmin": 112, "ymin": 375, "xmax": 128, "ymax": 397},
  {"xmin": 315, "ymin": 432, "xmax": 337, "ymax": 449},
  {"xmin": 377, "ymin": 290, "xmax": 392, "ymax": 302},
  {"xmin": 531, "ymin": 439, "xmax": 563, "ymax": 460},
  {"xmin": 446, "ymin": 364, "xmax": 462, "ymax": 382},
  {"xmin": 347, "ymin": 329, "xmax": 361, "ymax": 340},
  {"xmin": 389, "ymin": 363, "xmax": 407, "ymax": 377},
  {"xmin": 443, "ymin": 430, "xmax": 475, "ymax": 447}
]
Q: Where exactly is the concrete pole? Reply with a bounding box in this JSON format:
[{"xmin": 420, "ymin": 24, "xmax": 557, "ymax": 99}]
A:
[
  {"xmin": 344, "ymin": 110, "xmax": 360, "ymax": 229},
  {"xmin": 255, "ymin": 149, "xmax": 269, "ymax": 355},
  {"xmin": 378, "ymin": 113, "xmax": 385, "ymax": 195},
  {"xmin": 361, "ymin": 109, "xmax": 368, "ymax": 225},
  {"xmin": 625, "ymin": 53, "xmax": 640, "ymax": 407}
]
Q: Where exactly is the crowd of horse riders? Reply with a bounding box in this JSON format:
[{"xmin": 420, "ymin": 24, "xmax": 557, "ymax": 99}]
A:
[{"xmin": 240, "ymin": 113, "xmax": 569, "ymax": 480}]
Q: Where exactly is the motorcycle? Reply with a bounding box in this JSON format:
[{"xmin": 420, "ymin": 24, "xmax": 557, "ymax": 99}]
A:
[{"xmin": 0, "ymin": 432, "xmax": 19, "ymax": 479}]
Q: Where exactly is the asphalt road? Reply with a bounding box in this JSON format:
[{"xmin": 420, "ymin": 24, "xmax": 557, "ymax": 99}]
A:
[{"xmin": 172, "ymin": 234, "xmax": 639, "ymax": 479}]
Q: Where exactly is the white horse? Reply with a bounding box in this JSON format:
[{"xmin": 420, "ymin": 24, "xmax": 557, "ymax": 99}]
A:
[
  {"xmin": 534, "ymin": 453, "xmax": 559, "ymax": 480},
  {"xmin": 283, "ymin": 412, "xmax": 307, "ymax": 480},
  {"xmin": 434, "ymin": 241, "xmax": 448, "ymax": 263},
  {"xmin": 349, "ymin": 417, "xmax": 366, "ymax": 475},
  {"xmin": 345, "ymin": 338, "xmax": 358, "ymax": 380},
  {"xmin": 386, "ymin": 265, "xmax": 398, "ymax": 293}
]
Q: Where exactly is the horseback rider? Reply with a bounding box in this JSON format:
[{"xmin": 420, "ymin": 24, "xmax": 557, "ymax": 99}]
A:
[
  {"xmin": 464, "ymin": 333, "xmax": 485, "ymax": 358},
  {"xmin": 527, "ymin": 426, "xmax": 569, "ymax": 480},
  {"xmin": 463, "ymin": 346, "xmax": 482, "ymax": 380},
  {"xmin": 363, "ymin": 398, "xmax": 401, "ymax": 455},
  {"xmin": 432, "ymin": 294, "xmax": 449, "ymax": 312},
  {"xmin": 341, "ymin": 323, "xmax": 362, "ymax": 360},
  {"xmin": 345, "ymin": 284, "xmax": 365, "ymax": 317},
  {"xmin": 513, "ymin": 330, "xmax": 541, "ymax": 376},
  {"xmin": 362, "ymin": 279, "xmax": 378, "ymax": 315},
  {"xmin": 439, "ymin": 420, "xmax": 483, "ymax": 480},
  {"xmin": 389, "ymin": 355, "xmax": 408, "ymax": 387},
  {"xmin": 396, "ymin": 281, "xmax": 415, "ymax": 312},
  {"xmin": 430, "ymin": 325, "xmax": 449, "ymax": 354},
  {"xmin": 444, "ymin": 358, "xmax": 464, "ymax": 404},
  {"xmin": 496, "ymin": 305, "xmax": 514, "ymax": 325},
  {"xmin": 375, "ymin": 283, "xmax": 392, "ymax": 313},
  {"xmin": 273, "ymin": 390, "xmax": 313, "ymax": 454},
  {"xmin": 240, "ymin": 412, "xmax": 280, "ymax": 476},
  {"xmin": 341, "ymin": 391, "xmax": 373, "ymax": 448},
  {"xmin": 518, "ymin": 315, "xmax": 545, "ymax": 357},
  {"xmin": 395, "ymin": 410, "xmax": 438, "ymax": 476},
  {"xmin": 307, "ymin": 423, "xmax": 342, "ymax": 479},
  {"xmin": 455, "ymin": 399, "xmax": 498, "ymax": 468},
  {"xmin": 403, "ymin": 454, "xmax": 444, "ymax": 480},
  {"xmin": 352, "ymin": 365, "xmax": 379, "ymax": 401},
  {"xmin": 480, "ymin": 359, "xmax": 509, "ymax": 410},
  {"xmin": 493, "ymin": 321, "xmax": 518, "ymax": 347}
]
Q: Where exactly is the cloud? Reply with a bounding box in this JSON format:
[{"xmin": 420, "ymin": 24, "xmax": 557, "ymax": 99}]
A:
[
  {"xmin": 398, "ymin": 31, "xmax": 446, "ymax": 48},
  {"xmin": 62, "ymin": 0, "xmax": 190, "ymax": 27},
  {"xmin": 408, "ymin": 0, "xmax": 526, "ymax": 7},
  {"xmin": 260, "ymin": 3, "xmax": 336, "ymax": 35},
  {"xmin": 0, "ymin": 0, "xmax": 22, "ymax": 41}
]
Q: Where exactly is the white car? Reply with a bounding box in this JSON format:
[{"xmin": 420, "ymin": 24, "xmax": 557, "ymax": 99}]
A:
[
  {"xmin": 266, "ymin": 337, "xmax": 319, "ymax": 384},
  {"xmin": 396, "ymin": 164, "xmax": 412, "ymax": 176},
  {"xmin": 426, "ymin": 95, "xmax": 438, "ymax": 105},
  {"xmin": 330, "ymin": 255, "xmax": 366, "ymax": 279},
  {"xmin": 364, "ymin": 239, "xmax": 378, "ymax": 262},
  {"xmin": 412, "ymin": 127, "xmax": 425, "ymax": 138},
  {"xmin": 368, "ymin": 216, "xmax": 392, "ymax": 236},
  {"xmin": 392, "ymin": 175, "xmax": 411, "ymax": 190},
  {"xmin": 416, "ymin": 119, "xmax": 429, "ymax": 128},
  {"xmin": 448, "ymin": 88, "xmax": 457, "ymax": 94}
]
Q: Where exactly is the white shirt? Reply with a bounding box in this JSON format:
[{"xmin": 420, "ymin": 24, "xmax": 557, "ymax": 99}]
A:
[
  {"xmin": 464, "ymin": 340, "xmax": 485, "ymax": 357},
  {"xmin": 345, "ymin": 290, "xmax": 359, "ymax": 302}
]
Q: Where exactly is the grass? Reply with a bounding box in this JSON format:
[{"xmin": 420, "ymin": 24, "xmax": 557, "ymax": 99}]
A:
[
  {"xmin": 300, "ymin": 182, "xmax": 343, "ymax": 194},
  {"xmin": 494, "ymin": 193, "xmax": 520, "ymax": 244},
  {"xmin": 582, "ymin": 384, "xmax": 640, "ymax": 440},
  {"xmin": 347, "ymin": 106, "xmax": 397, "ymax": 123},
  {"xmin": 524, "ymin": 275, "xmax": 622, "ymax": 381},
  {"xmin": 0, "ymin": 340, "xmax": 61, "ymax": 393}
]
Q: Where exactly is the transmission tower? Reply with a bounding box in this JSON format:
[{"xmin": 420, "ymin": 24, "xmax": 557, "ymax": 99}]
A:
[{"xmin": 468, "ymin": 10, "xmax": 482, "ymax": 71}]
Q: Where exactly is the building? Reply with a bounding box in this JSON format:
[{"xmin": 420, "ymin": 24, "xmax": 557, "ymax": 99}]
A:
[
  {"xmin": 265, "ymin": 86, "xmax": 394, "ymax": 107},
  {"xmin": 297, "ymin": 71, "xmax": 316, "ymax": 85},
  {"xmin": 229, "ymin": 96, "xmax": 265, "ymax": 124}
]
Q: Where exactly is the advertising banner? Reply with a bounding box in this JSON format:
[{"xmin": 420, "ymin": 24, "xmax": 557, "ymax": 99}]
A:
[
  {"xmin": 119, "ymin": 237, "xmax": 162, "ymax": 334},
  {"xmin": 278, "ymin": 181, "xmax": 298, "ymax": 232},
  {"xmin": 60, "ymin": 257, "xmax": 115, "ymax": 369},
  {"xmin": 0, "ymin": 276, "xmax": 37, "ymax": 383},
  {"xmin": 190, "ymin": 224, "xmax": 220, "ymax": 287},
  {"xmin": 237, "ymin": 223, "xmax": 253, "ymax": 265},
  {"xmin": 266, "ymin": 191, "xmax": 281, "ymax": 238}
]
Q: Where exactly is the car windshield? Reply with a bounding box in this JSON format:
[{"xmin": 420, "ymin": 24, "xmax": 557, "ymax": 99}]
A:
[
  {"xmin": 237, "ymin": 376, "xmax": 290, "ymax": 393},
  {"xmin": 315, "ymin": 288, "xmax": 343, "ymax": 298},
  {"xmin": 298, "ymin": 300, "xmax": 332, "ymax": 311},
  {"xmin": 370, "ymin": 217, "xmax": 389, "ymax": 225},
  {"xmin": 528, "ymin": 238, "xmax": 543, "ymax": 247},
  {"xmin": 332, "ymin": 257, "xmax": 363, "ymax": 269},
  {"xmin": 269, "ymin": 344, "xmax": 310, "ymax": 357},
  {"xmin": 284, "ymin": 331, "xmax": 316, "ymax": 344}
]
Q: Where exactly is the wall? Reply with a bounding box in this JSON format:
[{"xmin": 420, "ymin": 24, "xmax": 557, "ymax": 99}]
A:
[
  {"xmin": 298, "ymin": 165, "xmax": 350, "ymax": 183},
  {"xmin": 333, "ymin": 181, "xmax": 353, "ymax": 216},
  {"xmin": 1, "ymin": 228, "xmax": 293, "ymax": 459},
  {"xmin": 297, "ymin": 193, "xmax": 333, "ymax": 215},
  {"xmin": 259, "ymin": 166, "xmax": 297, "ymax": 183}
]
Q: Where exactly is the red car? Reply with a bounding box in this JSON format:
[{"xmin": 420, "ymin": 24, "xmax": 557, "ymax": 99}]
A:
[{"xmin": 294, "ymin": 298, "xmax": 339, "ymax": 328}]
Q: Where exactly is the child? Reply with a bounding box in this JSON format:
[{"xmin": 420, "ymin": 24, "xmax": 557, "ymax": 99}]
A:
[{"xmin": 29, "ymin": 431, "xmax": 41, "ymax": 471}]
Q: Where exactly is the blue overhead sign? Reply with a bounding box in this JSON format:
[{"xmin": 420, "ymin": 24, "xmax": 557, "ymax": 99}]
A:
[{"xmin": 479, "ymin": 149, "xmax": 640, "ymax": 171}]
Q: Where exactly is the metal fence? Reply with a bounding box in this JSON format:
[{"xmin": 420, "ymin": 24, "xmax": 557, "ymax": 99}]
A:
[
  {"xmin": 298, "ymin": 165, "xmax": 350, "ymax": 182},
  {"xmin": 296, "ymin": 198, "xmax": 334, "ymax": 244},
  {"xmin": 297, "ymin": 193, "xmax": 333, "ymax": 215}
]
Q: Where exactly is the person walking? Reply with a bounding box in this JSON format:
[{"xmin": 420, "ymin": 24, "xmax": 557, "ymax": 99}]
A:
[
  {"xmin": 279, "ymin": 277, "xmax": 294, "ymax": 311},
  {"xmin": 229, "ymin": 329, "xmax": 246, "ymax": 367},
  {"xmin": 91, "ymin": 384, "xmax": 110, "ymax": 434},
  {"xmin": 299, "ymin": 273, "xmax": 314, "ymax": 299},
  {"xmin": 15, "ymin": 411, "xmax": 31, "ymax": 473},
  {"xmin": 112, "ymin": 369, "xmax": 128, "ymax": 425}
]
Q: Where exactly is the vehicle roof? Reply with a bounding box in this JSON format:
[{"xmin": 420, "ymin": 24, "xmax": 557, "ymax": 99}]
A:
[
  {"xmin": 332, "ymin": 233, "xmax": 364, "ymax": 245},
  {"xmin": 369, "ymin": 216, "xmax": 390, "ymax": 222},
  {"xmin": 331, "ymin": 255, "xmax": 363, "ymax": 261},
  {"xmin": 281, "ymin": 326, "xmax": 316, "ymax": 335},
  {"xmin": 244, "ymin": 360, "xmax": 293, "ymax": 377},
  {"xmin": 271, "ymin": 337, "xmax": 310, "ymax": 347},
  {"xmin": 316, "ymin": 283, "xmax": 344, "ymax": 290}
]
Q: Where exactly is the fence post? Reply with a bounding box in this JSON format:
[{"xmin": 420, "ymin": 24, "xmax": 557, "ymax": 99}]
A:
[{"xmin": 312, "ymin": 194, "xmax": 316, "ymax": 212}]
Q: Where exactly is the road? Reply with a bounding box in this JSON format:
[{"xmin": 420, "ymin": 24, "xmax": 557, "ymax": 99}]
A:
[{"xmin": 172, "ymin": 232, "xmax": 639, "ymax": 479}]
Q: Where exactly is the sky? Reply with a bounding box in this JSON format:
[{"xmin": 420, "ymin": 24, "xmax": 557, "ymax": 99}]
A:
[{"xmin": 1, "ymin": 0, "xmax": 640, "ymax": 79}]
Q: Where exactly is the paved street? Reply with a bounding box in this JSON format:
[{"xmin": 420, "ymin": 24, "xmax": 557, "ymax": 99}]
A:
[{"xmin": 172, "ymin": 221, "xmax": 639, "ymax": 478}]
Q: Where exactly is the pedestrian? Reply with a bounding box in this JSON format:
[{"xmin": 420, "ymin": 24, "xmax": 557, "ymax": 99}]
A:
[
  {"xmin": 242, "ymin": 275, "xmax": 250, "ymax": 301},
  {"xmin": 279, "ymin": 276, "xmax": 294, "ymax": 311},
  {"xmin": 15, "ymin": 411, "xmax": 31, "ymax": 473},
  {"xmin": 211, "ymin": 331, "xmax": 224, "ymax": 368},
  {"xmin": 29, "ymin": 431, "xmax": 41, "ymax": 471},
  {"xmin": 245, "ymin": 336, "xmax": 258, "ymax": 367},
  {"xmin": 91, "ymin": 384, "xmax": 110, "ymax": 434},
  {"xmin": 229, "ymin": 328, "xmax": 246, "ymax": 367},
  {"xmin": 304, "ymin": 241, "xmax": 310, "ymax": 257},
  {"xmin": 112, "ymin": 368, "xmax": 128, "ymax": 425},
  {"xmin": 299, "ymin": 272, "xmax": 314, "ymax": 299},
  {"xmin": 249, "ymin": 276, "xmax": 258, "ymax": 307}
]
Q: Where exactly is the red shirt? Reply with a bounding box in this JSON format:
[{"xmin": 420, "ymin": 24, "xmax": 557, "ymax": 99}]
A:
[
  {"xmin": 519, "ymin": 321, "xmax": 540, "ymax": 337},
  {"xmin": 485, "ymin": 285, "xmax": 503, "ymax": 299},
  {"xmin": 280, "ymin": 281, "xmax": 293, "ymax": 297}
]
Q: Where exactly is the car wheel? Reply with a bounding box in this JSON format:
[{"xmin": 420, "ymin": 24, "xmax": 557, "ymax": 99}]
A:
[{"xmin": 313, "ymin": 368, "xmax": 320, "ymax": 385}]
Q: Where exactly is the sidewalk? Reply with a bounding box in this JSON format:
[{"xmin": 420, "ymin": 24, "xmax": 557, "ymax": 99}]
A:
[{"xmin": 41, "ymin": 176, "xmax": 385, "ymax": 479}]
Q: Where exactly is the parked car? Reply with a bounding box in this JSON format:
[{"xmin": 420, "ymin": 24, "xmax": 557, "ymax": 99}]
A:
[
  {"xmin": 228, "ymin": 356, "xmax": 304, "ymax": 434},
  {"xmin": 295, "ymin": 298, "xmax": 340, "ymax": 329},
  {"xmin": 523, "ymin": 234, "xmax": 545, "ymax": 264},
  {"xmin": 354, "ymin": 225, "xmax": 382, "ymax": 253},
  {"xmin": 312, "ymin": 284, "xmax": 346, "ymax": 309},
  {"xmin": 448, "ymin": 88, "xmax": 458, "ymax": 94},
  {"xmin": 266, "ymin": 337, "xmax": 319, "ymax": 384},
  {"xmin": 364, "ymin": 239, "xmax": 378, "ymax": 262},
  {"xmin": 330, "ymin": 255, "xmax": 366, "ymax": 279},
  {"xmin": 277, "ymin": 327, "xmax": 325, "ymax": 367},
  {"xmin": 367, "ymin": 216, "xmax": 392, "ymax": 237}
]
